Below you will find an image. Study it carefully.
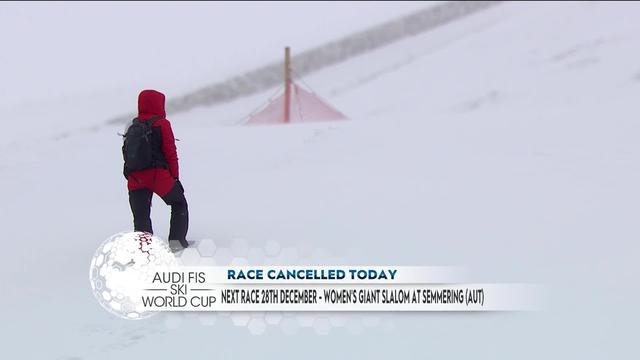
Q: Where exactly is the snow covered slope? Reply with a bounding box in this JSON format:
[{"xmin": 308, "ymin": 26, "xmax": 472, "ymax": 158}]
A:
[{"xmin": 2, "ymin": 2, "xmax": 639, "ymax": 359}]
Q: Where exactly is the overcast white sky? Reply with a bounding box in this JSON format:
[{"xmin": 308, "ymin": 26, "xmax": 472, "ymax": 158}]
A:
[{"xmin": 0, "ymin": 1, "xmax": 429, "ymax": 108}]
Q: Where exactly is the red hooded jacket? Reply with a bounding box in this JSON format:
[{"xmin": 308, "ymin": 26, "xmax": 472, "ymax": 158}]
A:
[{"xmin": 127, "ymin": 90, "xmax": 179, "ymax": 197}]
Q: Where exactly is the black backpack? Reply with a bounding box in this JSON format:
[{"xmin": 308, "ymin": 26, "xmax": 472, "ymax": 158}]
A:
[{"xmin": 122, "ymin": 117, "xmax": 167, "ymax": 176}]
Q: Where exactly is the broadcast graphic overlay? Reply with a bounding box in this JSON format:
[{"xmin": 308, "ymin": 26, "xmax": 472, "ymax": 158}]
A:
[{"xmin": 90, "ymin": 232, "xmax": 543, "ymax": 322}]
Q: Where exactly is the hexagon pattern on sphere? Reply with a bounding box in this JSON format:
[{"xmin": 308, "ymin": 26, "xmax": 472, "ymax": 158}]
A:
[
  {"xmin": 231, "ymin": 312, "xmax": 251, "ymax": 326},
  {"xmin": 264, "ymin": 240, "xmax": 281, "ymax": 257},
  {"xmin": 197, "ymin": 313, "xmax": 218, "ymax": 326},
  {"xmin": 230, "ymin": 238, "xmax": 249, "ymax": 257},
  {"xmin": 197, "ymin": 238, "xmax": 217, "ymax": 257},
  {"xmin": 89, "ymin": 231, "xmax": 177, "ymax": 320},
  {"xmin": 248, "ymin": 318, "xmax": 267, "ymax": 335},
  {"xmin": 178, "ymin": 248, "xmax": 202, "ymax": 266},
  {"xmin": 89, "ymin": 235, "xmax": 387, "ymax": 334}
]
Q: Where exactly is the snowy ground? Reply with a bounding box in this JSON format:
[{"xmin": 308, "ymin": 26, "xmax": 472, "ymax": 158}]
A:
[{"xmin": 1, "ymin": 2, "xmax": 639, "ymax": 359}]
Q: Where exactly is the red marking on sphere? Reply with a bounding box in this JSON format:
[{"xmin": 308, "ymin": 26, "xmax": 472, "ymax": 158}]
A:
[{"xmin": 134, "ymin": 233, "xmax": 153, "ymax": 262}]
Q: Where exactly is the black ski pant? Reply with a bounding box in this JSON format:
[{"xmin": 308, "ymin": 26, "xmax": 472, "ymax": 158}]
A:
[{"xmin": 129, "ymin": 181, "xmax": 189, "ymax": 241}]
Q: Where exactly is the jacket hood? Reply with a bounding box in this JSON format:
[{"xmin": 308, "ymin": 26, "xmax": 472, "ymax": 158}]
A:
[{"xmin": 138, "ymin": 89, "xmax": 166, "ymax": 119}]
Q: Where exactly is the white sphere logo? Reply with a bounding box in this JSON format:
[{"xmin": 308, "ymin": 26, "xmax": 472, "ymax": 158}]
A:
[{"xmin": 89, "ymin": 231, "xmax": 177, "ymax": 319}]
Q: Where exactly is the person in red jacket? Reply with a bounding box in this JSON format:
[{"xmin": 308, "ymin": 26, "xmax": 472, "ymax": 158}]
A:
[{"xmin": 125, "ymin": 89, "xmax": 189, "ymax": 248}]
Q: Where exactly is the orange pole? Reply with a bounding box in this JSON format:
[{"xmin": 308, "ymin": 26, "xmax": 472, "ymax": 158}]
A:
[{"xmin": 284, "ymin": 46, "xmax": 291, "ymax": 123}]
